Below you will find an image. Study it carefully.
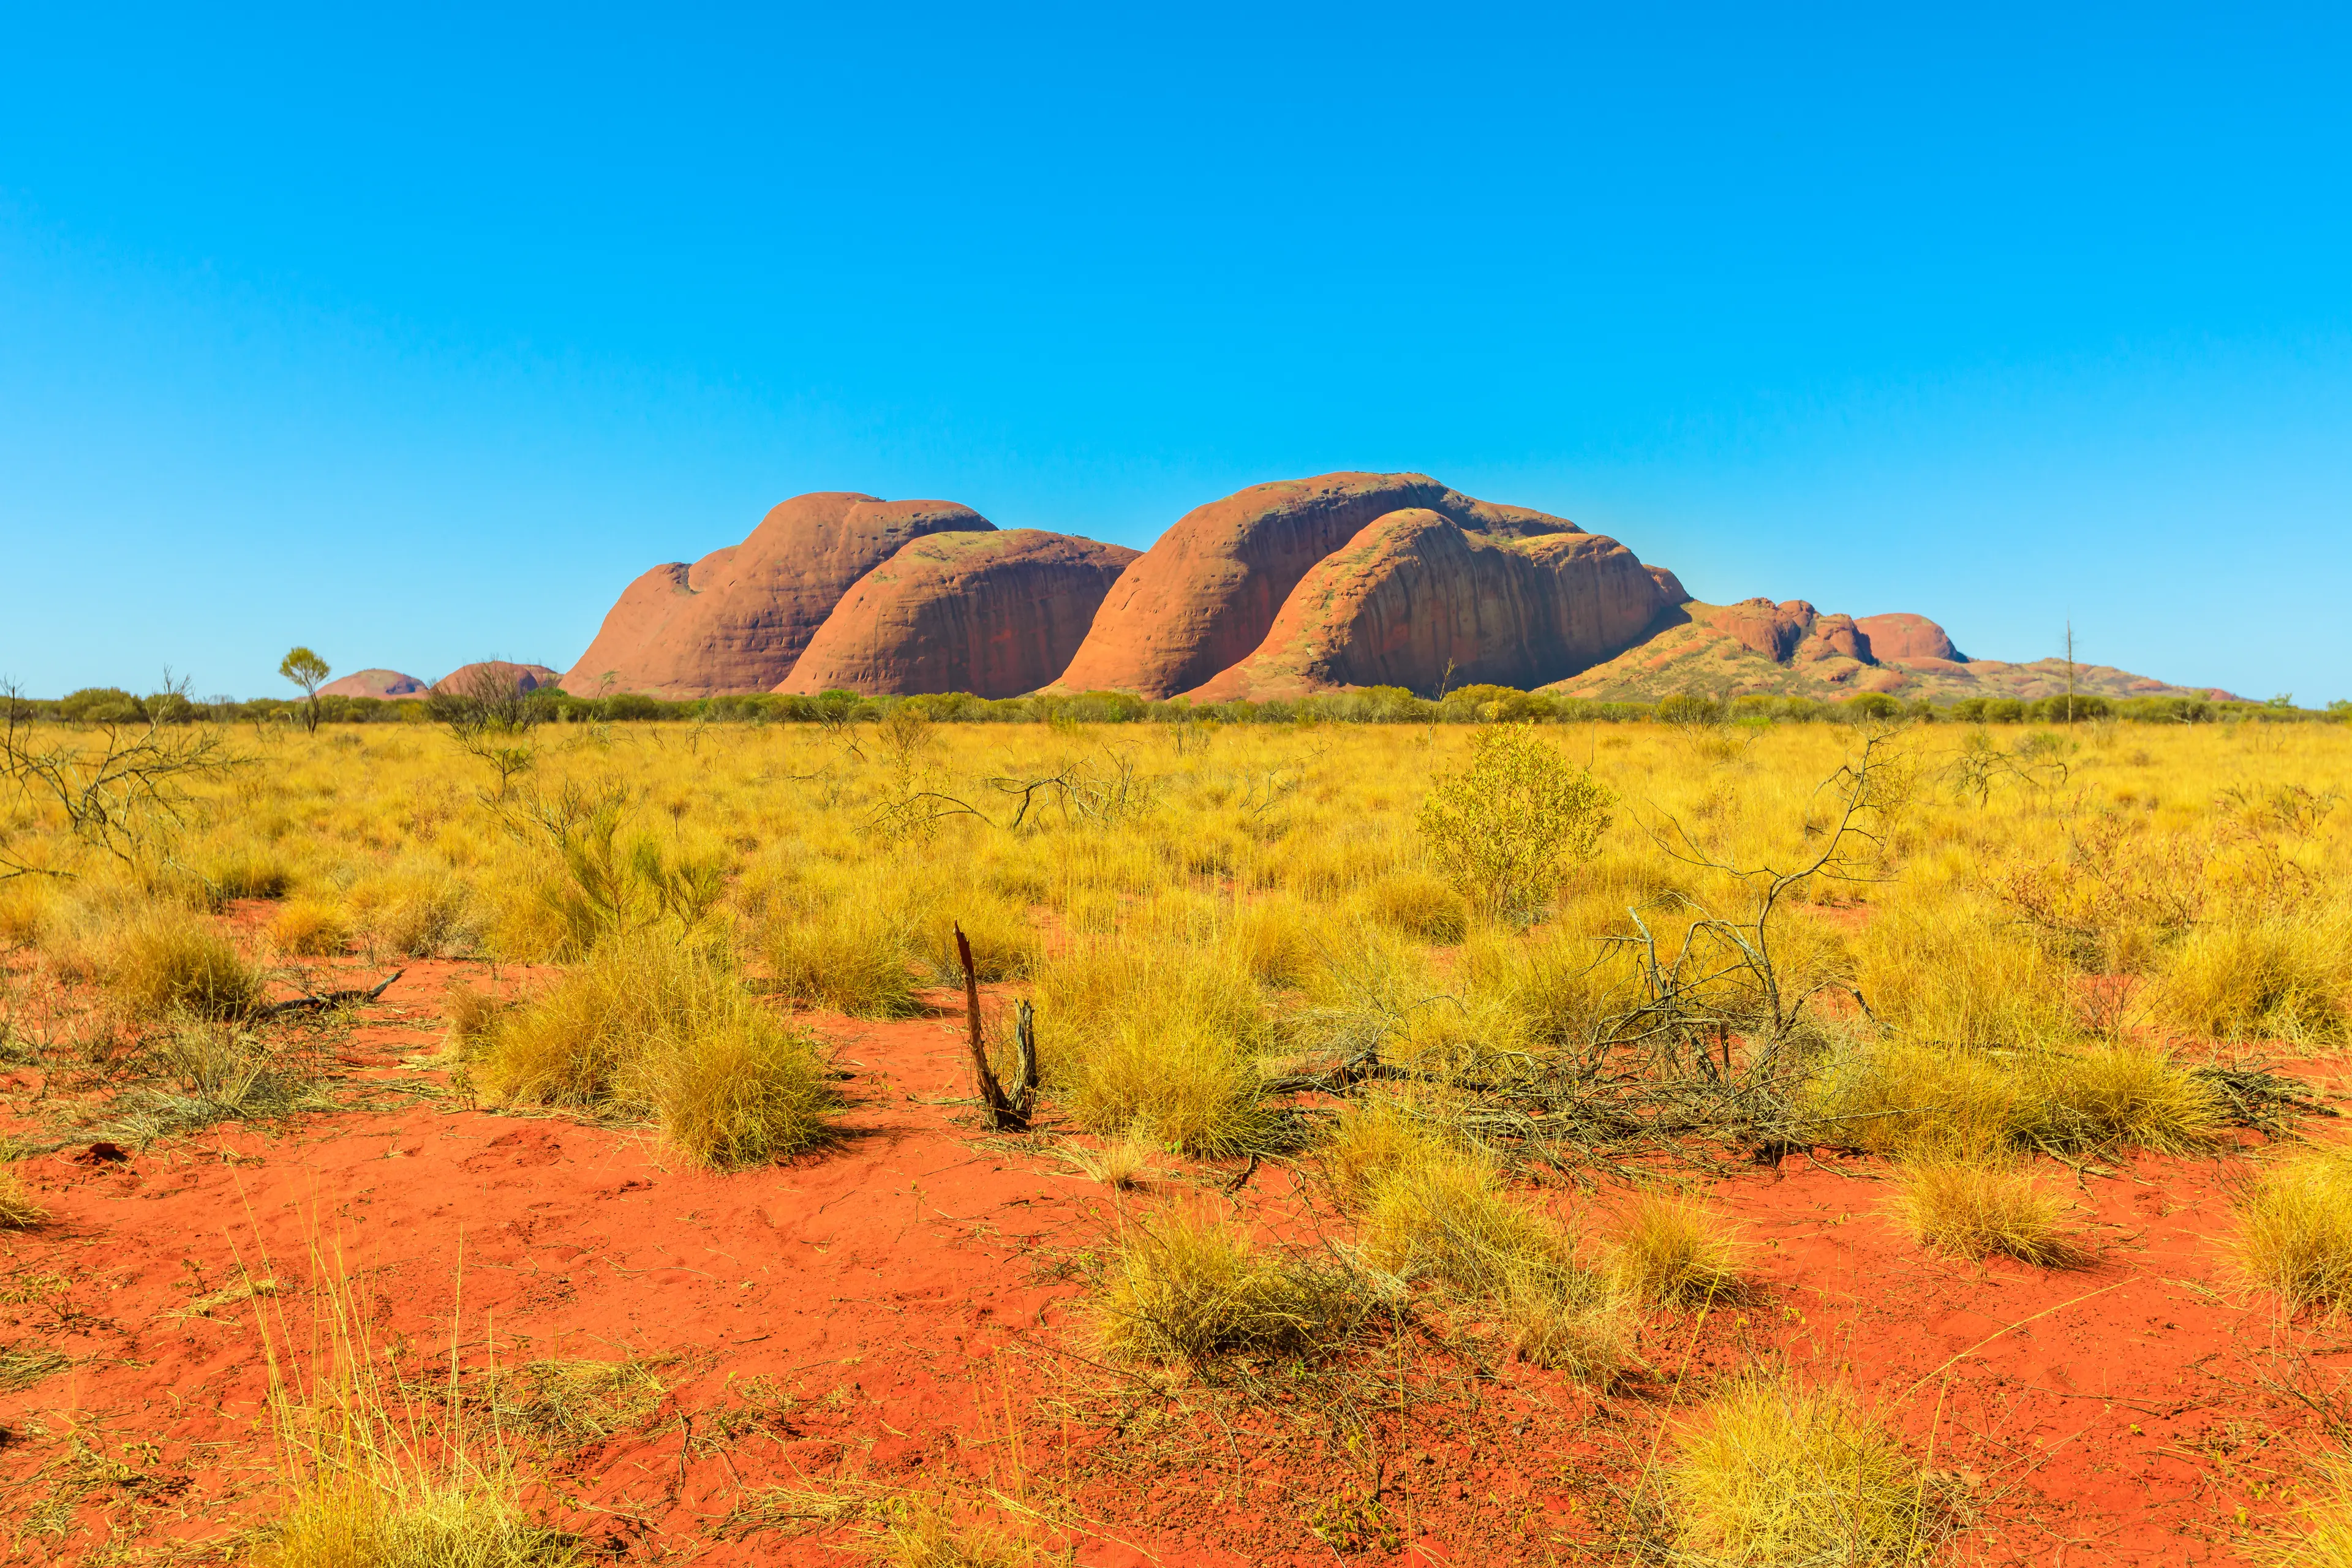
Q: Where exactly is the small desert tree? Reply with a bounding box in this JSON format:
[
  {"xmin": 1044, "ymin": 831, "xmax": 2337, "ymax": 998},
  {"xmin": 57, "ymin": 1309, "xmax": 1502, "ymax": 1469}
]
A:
[
  {"xmin": 1419, "ymin": 725, "xmax": 1613, "ymax": 918},
  {"xmin": 278, "ymin": 647, "xmax": 330, "ymax": 736}
]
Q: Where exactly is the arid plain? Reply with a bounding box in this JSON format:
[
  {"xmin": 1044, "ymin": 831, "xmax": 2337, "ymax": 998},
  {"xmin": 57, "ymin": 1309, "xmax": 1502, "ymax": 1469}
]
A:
[{"xmin": 2, "ymin": 704, "xmax": 2350, "ymax": 1567}]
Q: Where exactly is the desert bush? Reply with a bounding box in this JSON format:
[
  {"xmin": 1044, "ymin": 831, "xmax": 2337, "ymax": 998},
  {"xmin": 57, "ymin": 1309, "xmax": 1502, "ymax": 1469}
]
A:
[
  {"xmin": 2255, "ymin": 1460, "xmax": 2352, "ymax": 1568},
  {"xmin": 1359, "ymin": 873, "xmax": 1472, "ymax": 944},
  {"xmin": 1033, "ymin": 941, "xmax": 1273, "ymax": 1155},
  {"xmin": 1802, "ymin": 1038, "xmax": 2021, "ymax": 1158},
  {"xmin": 254, "ymin": 1473, "xmax": 576, "ymax": 1568},
  {"xmin": 1891, "ymin": 1156, "xmax": 2082, "ymax": 1266},
  {"xmin": 480, "ymin": 933, "xmax": 834, "ymax": 1167},
  {"xmin": 1608, "ymin": 1192, "xmax": 1748, "ymax": 1307},
  {"xmin": 2016, "ymin": 1042, "xmax": 2221, "ymax": 1153},
  {"xmin": 1806, "ymin": 1038, "xmax": 2218, "ymax": 1158},
  {"xmin": 1060, "ymin": 1131, "xmax": 1156, "ymax": 1189},
  {"xmin": 347, "ymin": 869, "xmax": 477, "ymax": 957},
  {"xmin": 0, "ymin": 1168, "xmax": 47, "ymax": 1229},
  {"xmin": 2234, "ymin": 1145, "xmax": 2352, "ymax": 1315},
  {"xmin": 1850, "ymin": 892, "xmax": 2076, "ymax": 1046},
  {"xmin": 0, "ymin": 879, "xmax": 56, "ymax": 947},
  {"xmin": 905, "ymin": 893, "xmax": 1042, "ymax": 986},
  {"xmin": 870, "ymin": 1496, "xmax": 1038, "ymax": 1568},
  {"xmin": 1419, "ymin": 726, "xmax": 1612, "ymax": 918},
  {"xmin": 269, "ymin": 899, "xmax": 349, "ymax": 957},
  {"xmin": 95, "ymin": 906, "xmax": 265, "ymax": 1019},
  {"xmin": 202, "ymin": 847, "xmax": 295, "ymax": 902},
  {"xmin": 1319, "ymin": 1096, "xmax": 1441, "ymax": 1210},
  {"xmin": 2150, "ymin": 916, "xmax": 2351, "ymax": 1046},
  {"xmin": 1665, "ymin": 1376, "xmax": 1946, "ymax": 1566},
  {"xmin": 764, "ymin": 902, "xmax": 920, "ymax": 1017},
  {"xmin": 1099, "ymin": 1205, "xmax": 1365, "ymax": 1365},
  {"xmin": 1353, "ymin": 1147, "xmax": 1627, "ymax": 1378}
]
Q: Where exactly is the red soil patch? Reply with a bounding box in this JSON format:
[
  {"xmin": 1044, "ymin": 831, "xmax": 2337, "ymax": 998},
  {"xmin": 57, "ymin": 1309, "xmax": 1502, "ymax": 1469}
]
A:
[{"xmin": 1, "ymin": 940, "xmax": 2347, "ymax": 1564}]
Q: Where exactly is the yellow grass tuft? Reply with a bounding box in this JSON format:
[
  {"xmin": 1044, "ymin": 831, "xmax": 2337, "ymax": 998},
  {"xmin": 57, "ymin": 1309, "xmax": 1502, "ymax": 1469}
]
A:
[
  {"xmin": 95, "ymin": 905, "xmax": 266, "ymax": 1020},
  {"xmin": 0, "ymin": 1167, "xmax": 48, "ymax": 1229},
  {"xmin": 481, "ymin": 932, "xmax": 835, "ymax": 1168},
  {"xmin": 1891, "ymin": 1156, "xmax": 2084, "ymax": 1266},
  {"xmin": 1319, "ymin": 1096, "xmax": 1439, "ymax": 1210},
  {"xmin": 255, "ymin": 1474, "xmax": 578, "ymax": 1568},
  {"xmin": 2254, "ymin": 1459, "xmax": 2352, "ymax": 1568},
  {"xmin": 1060, "ymin": 1131, "xmax": 1156, "ymax": 1189},
  {"xmin": 764, "ymin": 903, "xmax": 920, "ymax": 1018},
  {"xmin": 1667, "ymin": 1375, "xmax": 1947, "ymax": 1566},
  {"xmin": 1099, "ymin": 1205, "xmax": 1364, "ymax": 1365},
  {"xmin": 1359, "ymin": 873, "xmax": 1472, "ymax": 944},
  {"xmin": 2234, "ymin": 1145, "xmax": 2352, "ymax": 1315},
  {"xmin": 270, "ymin": 899, "xmax": 350, "ymax": 957},
  {"xmin": 872, "ymin": 1497, "xmax": 1038, "ymax": 1568},
  {"xmin": 1608, "ymin": 1192, "xmax": 1748, "ymax": 1307},
  {"xmin": 2154, "ymin": 916, "xmax": 2352, "ymax": 1047}
]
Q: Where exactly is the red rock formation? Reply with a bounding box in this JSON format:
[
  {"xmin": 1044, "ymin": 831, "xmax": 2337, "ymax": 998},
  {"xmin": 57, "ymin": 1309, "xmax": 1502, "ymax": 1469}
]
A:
[
  {"xmin": 1182, "ymin": 510, "xmax": 1667, "ymax": 702},
  {"xmin": 1798, "ymin": 613, "xmax": 1870, "ymax": 663},
  {"xmin": 1645, "ymin": 564, "xmax": 1691, "ymax": 604},
  {"xmin": 779, "ymin": 531, "xmax": 1141, "ymax": 699},
  {"xmin": 433, "ymin": 662, "xmax": 559, "ymax": 696},
  {"xmin": 318, "ymin": 669, "xmax": 426, "ymax": 699},
  {"xmin": 1855, "ymin": 612, "xmax": 1966, "ymax": 663},
  {"xmin": 1052, "ymin": 473, "xmax": 1584, "ymax": 699},
  {"xmin": 560, "ymin": 494, "xmax": 995, "ymax": 698},
  {"xmin": 1712, "ymin": 599, "xmax": 1823, "ymax": 662}
]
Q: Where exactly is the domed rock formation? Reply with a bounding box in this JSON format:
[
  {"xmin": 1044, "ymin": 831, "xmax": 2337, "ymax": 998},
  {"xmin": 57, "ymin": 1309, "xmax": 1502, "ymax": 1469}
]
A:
[
  {"xmin": 561, "ymin": 493, "xmax": 995, "ymax": 698},
  {"xmin": 318, "ymin": 669, "xmax": 427, "ymax": 699},
  {"xmin": 1054, "ymin": 473, "xmax": 1615, "ymax": 699},
  {"xmin": 1855, "ymin": 612, "xmax": 1965, "ymax": 664},
  {"xmin": 779, "ymin": 530, "xmax": 1141, "ymax": 699},
  {"xmin": 1183, "ymin": 508, "xmax": 1670, "ymax": 702},
  {"xmin": 434, "ymin": 662, "xmax": 559, "ymax": 696}
]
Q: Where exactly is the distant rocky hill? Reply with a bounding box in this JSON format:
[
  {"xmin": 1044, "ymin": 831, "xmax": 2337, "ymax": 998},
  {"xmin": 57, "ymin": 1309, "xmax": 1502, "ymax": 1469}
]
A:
[
  {"xmin": 1548, "ymin": 600, "xmax": 2231, "ymax": 704},
  {"xmin": 522, "ymin": 472, "xmax": 2223, "ymax": 704}
]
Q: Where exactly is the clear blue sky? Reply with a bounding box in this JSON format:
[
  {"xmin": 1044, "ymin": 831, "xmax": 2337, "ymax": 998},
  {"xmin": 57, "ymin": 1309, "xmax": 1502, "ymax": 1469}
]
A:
[{"xmin": 2, "ymin": 2, "xmax": 2346, "ymax": 701}]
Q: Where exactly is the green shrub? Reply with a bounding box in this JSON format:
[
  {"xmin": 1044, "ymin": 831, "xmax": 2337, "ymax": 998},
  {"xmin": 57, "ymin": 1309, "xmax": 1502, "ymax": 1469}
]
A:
[{"xmin": 1419, "ymin": 726, "xmax": 1612, "ymax": 918}]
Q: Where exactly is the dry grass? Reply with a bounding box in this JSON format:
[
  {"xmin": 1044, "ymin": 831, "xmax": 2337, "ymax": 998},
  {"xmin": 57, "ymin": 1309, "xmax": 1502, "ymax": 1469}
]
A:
[
  {"xmin": 95, "ymin": 905, "xmax": 266, "ymax": 1019},
  {"xmin": 481, "ymin": 933, "xmax": 835, "ymax": 1167},
  {"xmin": 255, "ymin": 1474, "xmax": 579, "ymax": 1568},
  {"xmin": 1098, "ymin": 1205, "xmax": 1366, "ymax": 1365},
  {"xmin": 2255, "ymin": 1459, "xmax": 2352, "ymax": 1567},
  {"xmin": 270, "ymin": 898, "xmax": 350, "ymax": 957},
  {"xmin": 1891, "ymin": 1156, "xmax": 2085, "ymax": 1266},
  {"xmin": 0, "ymin": 1167, "xmax": 47, "ymax": 1229},
  {"xmin": 1608, "ymin": 1192, "xmax": 1748, "ymax": 1307},
  {"xmin": 1355, "ymin": 1145, "xmax": 1631, "ymax": 1382},
  {"xmin": 2154, "ymin": 915, "xmax": 2352, "ymax": 1047},
  {"xmin": 1319, "ymin": 1096, "xmax": 1439, "ymax": 1209},
  {"xmin": 870, "ymin": 1497, "xmax": 1040, "ymax": 1568},
  {"xmin": 255, "ymin": 1254, "xmax": 579, "ymax": 1568},
  {"xmin": 1809, "ymin": 1037, "xmax": 2220, "ymax": 1158},
  {"xmin": 1665, "ymin": 1375, "xmax": 1948, "ymax": 1566},
  {"xmin": 2235, "ymin": 1145, "xmax": 2352, "ymax": 1315},
  {"xmin": 1060, "ymin": 1131, "xmax": 1156, "ymax": 1189},
  {"xmin": 764, "ymin": 902, "xmax": 921, "ymax": 1017}
]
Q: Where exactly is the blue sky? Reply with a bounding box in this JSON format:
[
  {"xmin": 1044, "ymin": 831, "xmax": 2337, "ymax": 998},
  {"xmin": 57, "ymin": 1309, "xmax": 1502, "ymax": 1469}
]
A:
[{"xmin": 1, "ymin": 2, "xmax": 2346, "ymax": 701}]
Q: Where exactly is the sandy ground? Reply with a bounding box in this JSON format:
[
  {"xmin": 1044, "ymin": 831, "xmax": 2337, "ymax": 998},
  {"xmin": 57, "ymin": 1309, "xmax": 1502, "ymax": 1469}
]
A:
[{"xmin": 2, "ymin": 927, "xmax": 2348, "ymax": 1565}]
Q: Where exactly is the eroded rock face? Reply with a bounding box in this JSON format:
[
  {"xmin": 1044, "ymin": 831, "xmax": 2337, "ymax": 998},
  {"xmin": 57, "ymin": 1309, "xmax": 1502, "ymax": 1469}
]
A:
[
  {"xmin": 560, "ymin": 493, "xmax": 995, "ymax": 698},
  {"xmin": 433, "ymin": 662, "xmax": 559, "ymax": 696},
  {"xmin": 779, "ymin": 530, "xmax": 1141, "ymax": 698},
  {"xmin": 318, "ymin": 669, "xmax": 426, "ymax": 699},
  {"xmin": 1800, "ymin": 613, "xmax": 1870, "ymax": 663},
  {"xmin": 1855, "ymin": 612, "xmax": 1965, "ymax": 663},
  {"xmin": 1182, "ymin": 509, "xmax": 1667, "ymax": 701},
  {"xmin": 1052, "ymin": 473, "xmax": 1585, "ymax": 699},
  {"xmin": 1713, "ymin": 599, "xmax": 1822, "ymax": 662}
]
